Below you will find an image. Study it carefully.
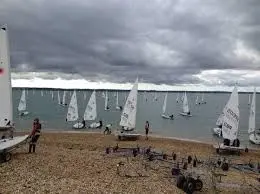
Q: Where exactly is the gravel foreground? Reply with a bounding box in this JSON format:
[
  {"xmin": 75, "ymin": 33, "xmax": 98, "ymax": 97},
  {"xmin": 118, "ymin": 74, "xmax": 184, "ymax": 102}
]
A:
[{"xmin": 0, "ymin": 132, "xmax": 260, "ymax": 194}]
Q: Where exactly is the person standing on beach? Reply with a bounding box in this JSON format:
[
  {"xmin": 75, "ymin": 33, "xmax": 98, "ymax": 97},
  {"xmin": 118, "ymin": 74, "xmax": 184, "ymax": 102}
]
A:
[
  {"xmin": 29, "ymin": 118, "xmax": 42, "ymax": 153},
  {"xmin": 145, "ymin": 121, "xmax": 150, "ymax": 140}
]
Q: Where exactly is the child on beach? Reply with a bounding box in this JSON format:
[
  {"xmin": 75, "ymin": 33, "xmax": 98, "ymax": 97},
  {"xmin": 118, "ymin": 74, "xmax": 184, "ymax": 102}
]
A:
[
  {"xmin": 145, "ymin": 121, "xmax": 150, "ymax": 140},
  {"xmin": 29, "ymin": 118, "xmax": 42, "ymax": 153}
]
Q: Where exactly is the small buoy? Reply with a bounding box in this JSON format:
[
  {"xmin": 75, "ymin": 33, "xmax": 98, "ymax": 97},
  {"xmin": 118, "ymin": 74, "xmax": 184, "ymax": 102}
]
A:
[{"xmin": 105, "ymin": 147, "xmax": 110, "ymax": 154}]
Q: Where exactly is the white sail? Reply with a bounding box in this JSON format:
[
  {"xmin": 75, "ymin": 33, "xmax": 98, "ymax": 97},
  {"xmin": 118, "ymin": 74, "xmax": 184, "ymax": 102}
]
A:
[
  {"xmin": 0, "ymin": 26, "xmax": 13, "ymax": 127},
  {"xmin": 62, "ymin": 90, "xmax": 66, "ymax": 104},
  {"xmin": 104, "ymin": 91, "xmax": 108, "ymax": 110},
  {"xmin": 102, "ymin": 91, "xmax": 105, "ymax": 98},
  {"xmin": 195, "ymin": 96, "xmax": 199, "ymax": 105},
  {"xmin": 222, "ymin": 86, "xmax": 239, "ymax": 140},
  {"xmin": 181, "ymin": 93, "xmax": 184, "ymax": 102},
  {"xmin": 41, "ymin": 90, "xmax": 43, "ymax": 97},
  {"xmin": 201, "ymin": 93, "xmax": 204, "ymax": 102},
  {"xmin": 57, "ymin": 91, "xmax": 61, "ymax": 104},
  {"xmin": 182, "ymin": 92, "xmax": 189, "ymax": 113},
  {"xmin": 66, "ymin": 91, "xmax": 79, "ymax": 122},
  {"xmin": 18, "ymin": 90, "xmax": 26, "ymax": 111},
  {"xmin": 83, "ymin": 92, "xmax": 87, "ymax": 100},
  {"xmin": 33, "ymin": 90, "xmax": 35, "ymax": 95},
  {"xmin": 51, "ymin": 90, "xmax": 54, "ymax": 99},
  {"xmin": 248, "ymin": 88, "xmax": 256, "ymax": 134},
  {"xmin": 116, "ymin": 91, "xmax": 119, "ymax": 108},
  {"xmin": 248, "ymin": 94, "xmax": 251, "ymax": 105},
  {"xmin": 84, "ymin": 91, "xmax": 97, "ymax": 121},
  {"xmin": 162, "ymin": 93, "xmax": 168, "ymax": 114},
  {"xmin": 120, "ymin": 78, "xmax": 138, "ymax": 129},
  {"xmin": 176, "ymin": 93, "xmax": 179, "ymax": 102}
]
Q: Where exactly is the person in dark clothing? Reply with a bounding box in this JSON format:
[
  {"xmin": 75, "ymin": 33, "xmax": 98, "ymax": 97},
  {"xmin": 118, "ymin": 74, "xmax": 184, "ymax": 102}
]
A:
[
  {"xmin": 119, "ymin": 106, "xmax": 123, "ymax": 110},
  {"xmin": 145, "ymin": 121, "xmax": 150, "ymax": 140},
  {"xmin": 104, "ymin": 126, "xmax": 111, "ymax": 135},
  {"xmin": 169, "ymin": 115, "xmax": 174, "ymax": 120},
  {"xmin": 81, "ymin": 119, "xmax": 86, "ymax": 128},
  {"xmin": 187, "ymin": 111, "xmax": 191, "ymax": 115},
  {"xmin": 29, "ymin": 118, "xmax": 41, "ymax": 153}
]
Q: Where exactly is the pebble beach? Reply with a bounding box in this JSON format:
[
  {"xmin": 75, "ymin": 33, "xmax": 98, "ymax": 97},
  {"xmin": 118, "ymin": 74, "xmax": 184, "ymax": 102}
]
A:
[{"xmin": 0, "ymin": 132, "xmax": 260, "ymax": 194}]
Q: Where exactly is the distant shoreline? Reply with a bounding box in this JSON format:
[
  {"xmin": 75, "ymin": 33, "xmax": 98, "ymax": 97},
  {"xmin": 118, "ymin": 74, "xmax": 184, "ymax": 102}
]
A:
[{"xmin": 12, "ymin": 87, "xmax": 255, "ymax": 93}]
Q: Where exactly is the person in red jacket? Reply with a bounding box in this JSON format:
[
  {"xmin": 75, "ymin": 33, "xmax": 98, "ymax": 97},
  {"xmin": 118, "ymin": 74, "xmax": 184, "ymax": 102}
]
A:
[{"xmin": 29, "ymin": 118, "xmax": 42, "ymax": 153}]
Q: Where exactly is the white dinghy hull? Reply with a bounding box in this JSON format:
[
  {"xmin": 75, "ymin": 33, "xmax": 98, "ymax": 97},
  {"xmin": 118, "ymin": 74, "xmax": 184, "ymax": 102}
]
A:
[
  {"xmin": 73, "ymin": 122, "xmax": 84, "ymax": 129},
  {"xmin": 19, "ymin": 111, "xmax": 29, "ymax": 116},
  {"xmin": 179, "ymin": 112, "xmax": 192, "ymax": 117},
  {"xmin": 115, "ymin": 131, "xmax": 141, "ymax": 140},
  {"xmin": 161, "ymin": 114, "xmax": 174, "ymax": 120},
  {"xmin": 249, "ymin": 134, "xmax": 260, "ymax": 145},
  {"xmin": 212, "ymin": 127, "xmax": 222, "ymax": 137},
  {"xmin": 89, "ymin": 122, "xmax": 101, "ymax": 129},
  {"xmin": 0, "ymin": 135, "xmax": 29, "ymax": 152}
]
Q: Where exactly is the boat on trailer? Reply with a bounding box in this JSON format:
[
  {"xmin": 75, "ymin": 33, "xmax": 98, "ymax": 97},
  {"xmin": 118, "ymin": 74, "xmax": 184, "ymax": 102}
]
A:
[
  {"xmin": 213, "ymin": 86, "xmax": 248, "ymax": 154},
  {"xmin": 115, "ymin": 78, "xmax": 141, "ymax": 140},
  {"xmin": 0, "ymin": 25, "xmax": 29, "ymax": 162}
]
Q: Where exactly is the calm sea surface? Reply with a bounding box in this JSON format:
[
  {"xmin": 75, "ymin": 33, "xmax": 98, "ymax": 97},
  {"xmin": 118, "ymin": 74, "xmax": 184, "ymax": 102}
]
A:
[{"xmin": 12, "ymin": 89, "xmax": 260, "ymax": 148}]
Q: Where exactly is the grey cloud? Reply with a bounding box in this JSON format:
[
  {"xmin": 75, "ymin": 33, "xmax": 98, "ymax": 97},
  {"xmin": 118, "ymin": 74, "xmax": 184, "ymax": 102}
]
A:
[{"xmin": 1, "ymin": 0, "xmax": 260, "ymax": 85}]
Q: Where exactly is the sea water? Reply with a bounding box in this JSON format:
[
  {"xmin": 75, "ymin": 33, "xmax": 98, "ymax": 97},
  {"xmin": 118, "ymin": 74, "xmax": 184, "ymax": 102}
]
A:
[{"xmin": 12, "ymin": 89, "xmax": 259, "ymax": 148}]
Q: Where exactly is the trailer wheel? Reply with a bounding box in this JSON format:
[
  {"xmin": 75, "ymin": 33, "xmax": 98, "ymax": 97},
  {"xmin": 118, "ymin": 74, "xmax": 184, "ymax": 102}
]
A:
[
  {"xmin": 176, "ymin": 175, "xmax": 186, "ymax": 189},
  {"xmin": 187, "ymin": 182, "xmax": 195, "ymax": 193},
  {"xmin": 245, "ymin": 148, "xmax": 249, "ymax": 153},
  {"xmin": 194, "ymin": 179, "xmax": 203, "ymax": 191},
  {"xmin": 4, "ymin": 152, "xmax": 11, "ymax": 162}
]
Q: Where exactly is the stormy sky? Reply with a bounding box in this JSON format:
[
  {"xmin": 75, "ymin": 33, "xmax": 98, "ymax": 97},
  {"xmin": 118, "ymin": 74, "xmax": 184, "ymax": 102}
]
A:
[{"xmin": 1, "ymin": 0, "xmax": 260, "ymax": 86}]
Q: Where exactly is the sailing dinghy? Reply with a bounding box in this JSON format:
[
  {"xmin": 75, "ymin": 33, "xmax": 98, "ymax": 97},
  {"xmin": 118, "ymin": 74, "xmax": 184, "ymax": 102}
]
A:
[
  {"xmin": 201, "ymin": 93, "xmax": 206, "ymax": 104},
  {"xmin": 213, "ymin": 86, "xmax": 248, "ymax": 154},
  {"xmin": 115, "ymin": 91, "xmax": 122, "ymax": 110},
  {"xmin": 18, "ymin": 89, "xmax": 29, "ymax": 116},
  {"xmin": 195, "ymin": 95, "xmax": 199, "ymax": 105},
  {"xmin": 161, "ymin": 93, "xmax": 174, "ymax": 119},
  {"xmin": 84, "ymin": 91, "xmax": 102, "ymax": 129},
  {"xmin": 213, "ymin": 87, "xmax": 237, "ymax": 137},
  {"xmin": 248, "ymin": 88, "xmax": 260, "ymax": 144},
  {"xmin": 179, "ymin": 92, "xmax": 192, "ymax": 117},
  {"xmin": 104, "ymin": 91, "xmax": 109, "ymax": 110},
  {"xmin": 0, "ymin": 25, "xmax": 29, "ymax": 162},
  {"xmin": 65, "ymin": 91, "xmax": 82, "ymax": 129},
  {"xmin": 60, "ymin": 90, "xmax": 67, "ymax": 106},
  {"xmin": 115, "ymin": 78, "xmax": 141, "ymax": 140}
]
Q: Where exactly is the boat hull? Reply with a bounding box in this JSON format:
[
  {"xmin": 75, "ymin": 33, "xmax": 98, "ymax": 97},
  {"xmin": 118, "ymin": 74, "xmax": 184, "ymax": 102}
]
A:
[
  {"xmin": 89, "ymin": 122, "xmax": 101, "ymax": 129},
  {"xmin": 19, "ymin": 111, "xmax": 29, "ymax": 116},
  {"xmin": 212, "ymin": 127, "xmax": 222, "ymax": 137},
  {"xmin": 0, "ymin": 135, "xmax": 29, "ymax": 152},
  {"xmin": 249, "ymin": 134, "xmax": 260, "ymax": 145},
  {"xmin": 161, "ymin": 114, "xmax": 174, "ymax": 120},
  {"xmin": 73, "ymin": 123, "xmax": 84, "ymax": 129},
  {"xmin": 179, "ymin": 112, "xmax": 192, "ymax": 117}
]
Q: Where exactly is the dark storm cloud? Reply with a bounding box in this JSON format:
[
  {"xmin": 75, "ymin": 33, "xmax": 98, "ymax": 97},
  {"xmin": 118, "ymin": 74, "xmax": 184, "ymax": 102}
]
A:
[{"xmin": 1, "ymin": 0, "xmax": 260, "ymax": 85}]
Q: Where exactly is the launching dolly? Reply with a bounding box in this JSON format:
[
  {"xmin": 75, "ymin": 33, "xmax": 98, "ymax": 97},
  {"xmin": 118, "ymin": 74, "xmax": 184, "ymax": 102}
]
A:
[{"xmin": 0, "ymin": 135, "xmax": 29, "ymax": 162}]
